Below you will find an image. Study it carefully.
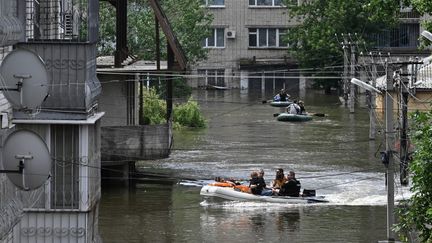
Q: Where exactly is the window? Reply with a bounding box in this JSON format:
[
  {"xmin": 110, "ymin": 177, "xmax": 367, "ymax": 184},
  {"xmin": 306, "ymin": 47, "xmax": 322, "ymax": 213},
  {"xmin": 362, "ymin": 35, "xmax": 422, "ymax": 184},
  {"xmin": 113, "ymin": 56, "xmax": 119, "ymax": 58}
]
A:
[
  {"xmin": 249, "ymin": 28, "xmax": 288, "ymax": 48},
  {"xmin": 249, "ymin": 0, "xmax": 283, "ymax": 7},
  {"xmin": 51, "ymin": 125, "xmax": 80, "ymax": 209},
  {"xmin": 201, "ymin": 0, "xmax": 225, "ymax": 6},
  {"xmin": 202, "ymin": 28, "xmax": 225, "ymax": 48},
  {"xmin": 198, "ymin": 69, "xmax": 225, "ymax": 87}
]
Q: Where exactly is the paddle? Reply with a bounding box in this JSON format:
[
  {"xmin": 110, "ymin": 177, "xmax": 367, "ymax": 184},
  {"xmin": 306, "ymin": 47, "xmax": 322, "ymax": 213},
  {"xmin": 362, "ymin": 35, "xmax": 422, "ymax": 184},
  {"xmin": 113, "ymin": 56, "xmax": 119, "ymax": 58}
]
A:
[{"xmin": 273, "ymin": 112, "xmax": 327, "ymax": 117}]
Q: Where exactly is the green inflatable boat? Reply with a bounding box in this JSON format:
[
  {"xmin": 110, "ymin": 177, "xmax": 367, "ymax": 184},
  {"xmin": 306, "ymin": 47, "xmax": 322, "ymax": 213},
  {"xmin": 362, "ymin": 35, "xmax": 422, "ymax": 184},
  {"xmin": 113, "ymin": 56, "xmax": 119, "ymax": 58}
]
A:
[
  {"xmin": 277, "ymin": 113, "xmax": 313, "ymax": 122},
  {"xmin": 270, "ymin": 101, "xmax": 293, "ymax": 107}
]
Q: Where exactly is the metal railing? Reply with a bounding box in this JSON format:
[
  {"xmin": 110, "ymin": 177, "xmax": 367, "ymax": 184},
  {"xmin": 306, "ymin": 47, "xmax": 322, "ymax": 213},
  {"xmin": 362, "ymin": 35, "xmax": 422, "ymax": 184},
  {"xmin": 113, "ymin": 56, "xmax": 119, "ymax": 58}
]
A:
[{"xmin": 24, "ymin": 0, "xmax": 98, "ymax": 42}]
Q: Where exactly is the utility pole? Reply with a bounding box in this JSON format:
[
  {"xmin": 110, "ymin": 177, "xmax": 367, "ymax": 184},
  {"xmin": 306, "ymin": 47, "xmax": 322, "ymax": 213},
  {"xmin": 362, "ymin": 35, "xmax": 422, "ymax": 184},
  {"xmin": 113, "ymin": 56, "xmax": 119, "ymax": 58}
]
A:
[
  {"xmin": 399, "ymin": 64, "xmax": 409, "ymax": 186},
  {"xmin": 349, "ymin": 39, "xmax": 356, "ymax": 113},
  {"xmin": 382, "ymin": 62, "xmax": 396, "ymax": 242},
  {"xmin": 398, "ymin": 60, "xmax": 421, "ymax": 186},
  {"xmin": 342, "ymin": 35, "xmax": 349, "ymax": 106},
  {"xmin": 369, "ymin": 58, "xmax": 377, "ymax": 140}
]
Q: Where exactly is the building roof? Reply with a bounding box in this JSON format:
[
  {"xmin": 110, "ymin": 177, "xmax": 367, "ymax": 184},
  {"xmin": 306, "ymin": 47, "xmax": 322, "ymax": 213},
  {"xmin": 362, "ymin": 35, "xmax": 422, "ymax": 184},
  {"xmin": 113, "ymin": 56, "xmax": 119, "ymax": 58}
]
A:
[
  {"xmin": 97, "ymin": 56, "xmax": 168, "ymax": 73},
  {"xmin": 375, "ymin": 58, "xmax": 432, "ymax": 90}
]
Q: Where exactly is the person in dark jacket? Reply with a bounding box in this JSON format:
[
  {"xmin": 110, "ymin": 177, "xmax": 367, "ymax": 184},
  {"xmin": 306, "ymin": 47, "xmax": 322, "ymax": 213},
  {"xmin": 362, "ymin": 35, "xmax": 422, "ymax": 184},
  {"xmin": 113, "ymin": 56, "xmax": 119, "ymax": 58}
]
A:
[
  {"xmin": 279, "ymin": 171, "xmax": 301, "ymax": 197},
  {"xmin": 249, "ymin": 171, "xmax": 264, "ymax": 195},
  {"xmin": 279, "ymin": 89, "xmax": 289, "ymax": 102},
  {"xmin": 249, "ymin": 170, "xmax": 272, "ymax": 196}
]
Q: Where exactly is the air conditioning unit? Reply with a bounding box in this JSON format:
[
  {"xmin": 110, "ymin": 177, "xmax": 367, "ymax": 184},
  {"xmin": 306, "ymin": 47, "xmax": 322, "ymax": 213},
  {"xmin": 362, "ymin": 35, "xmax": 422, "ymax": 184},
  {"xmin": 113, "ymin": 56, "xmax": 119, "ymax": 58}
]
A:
[{"xmin": 226, "ymin": 30, "xmax": 236, "ymax": 39}]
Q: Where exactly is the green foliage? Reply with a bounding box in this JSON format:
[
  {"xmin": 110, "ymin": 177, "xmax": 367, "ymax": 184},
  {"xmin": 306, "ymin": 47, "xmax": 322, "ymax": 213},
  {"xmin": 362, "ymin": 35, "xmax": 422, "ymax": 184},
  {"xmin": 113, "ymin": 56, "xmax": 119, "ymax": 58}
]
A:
[
  {"xmin": 395, "ymin": 110, "xmax": 432, "ymax": 242},
  {"xmin": 98, "ymin": 0, "xmax": 212, "ymax": 65},
  {"xmin": 282, "ymin": 0, "xmax": 399, "ymax": 92},
  {"xmin": 142, "ymin": 88, "xmax": 206, "ymax": 129},
  {"xmin": 142, "ymin": 88, "xmax": 167, "ymax": 125},
  {"xmin": 173, "ymin": 98, "xmax": 207, "ymax": 129},
  {"xmin": 409, "ymin": 0, "xmax": 432, "ymax": 14}
]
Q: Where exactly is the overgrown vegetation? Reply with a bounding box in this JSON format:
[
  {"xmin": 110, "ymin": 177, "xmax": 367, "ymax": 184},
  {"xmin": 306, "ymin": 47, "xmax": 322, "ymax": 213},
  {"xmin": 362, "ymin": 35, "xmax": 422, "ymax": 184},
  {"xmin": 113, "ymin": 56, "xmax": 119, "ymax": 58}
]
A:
[
  {"xmin": 142, "ymin": 87, "xmax": 206, "ymax": 129},
  {"xmin": 395, "ymin": 111, "xmax": 432, "ymax": 242},
  {"xmin": 173, "ymin": 99, "xmax": 206, "ymax": 129}
]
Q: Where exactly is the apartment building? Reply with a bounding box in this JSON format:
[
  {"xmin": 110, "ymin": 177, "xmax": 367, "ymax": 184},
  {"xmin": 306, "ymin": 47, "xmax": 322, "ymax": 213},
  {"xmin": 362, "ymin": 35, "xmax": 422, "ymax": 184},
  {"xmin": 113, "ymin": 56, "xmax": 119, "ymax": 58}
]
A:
[
  {"xmin": 191, "ymin": 0, "xmax": 302, "ymax": 94},
  {"xmin": 0, "ymin": 0, "xmax": 103, "ymax": 242}
]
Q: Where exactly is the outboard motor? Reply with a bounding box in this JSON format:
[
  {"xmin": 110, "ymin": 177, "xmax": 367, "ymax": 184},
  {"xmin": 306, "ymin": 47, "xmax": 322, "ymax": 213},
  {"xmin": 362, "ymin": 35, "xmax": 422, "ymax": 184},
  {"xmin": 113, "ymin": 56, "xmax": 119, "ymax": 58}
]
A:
[{"xmin": 302, "ymin": 189, "xmax": 316, "ymax": 197}]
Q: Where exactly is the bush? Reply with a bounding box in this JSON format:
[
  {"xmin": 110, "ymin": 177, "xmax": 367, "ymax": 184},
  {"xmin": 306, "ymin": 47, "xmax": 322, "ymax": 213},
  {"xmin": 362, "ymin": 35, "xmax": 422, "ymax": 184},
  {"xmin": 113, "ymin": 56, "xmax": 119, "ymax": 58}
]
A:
[
  {"xmin": 173, "ymin": 98, "xmax": 207, "ymax": 129},
  {"xmin": 141, "ymin": 88, "xmax": 206, "ymax": 129},
  {"xmin": 142, "ymin": 88, "xmax": 166, "ymax": 125}
]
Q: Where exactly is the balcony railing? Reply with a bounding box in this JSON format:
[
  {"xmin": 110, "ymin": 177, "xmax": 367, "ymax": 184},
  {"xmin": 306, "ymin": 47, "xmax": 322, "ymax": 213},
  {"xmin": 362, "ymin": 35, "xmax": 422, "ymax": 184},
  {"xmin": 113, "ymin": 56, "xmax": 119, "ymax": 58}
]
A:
[{"xmin": 370, "ymin": 23, "xmax": 420, "ymax": 49}]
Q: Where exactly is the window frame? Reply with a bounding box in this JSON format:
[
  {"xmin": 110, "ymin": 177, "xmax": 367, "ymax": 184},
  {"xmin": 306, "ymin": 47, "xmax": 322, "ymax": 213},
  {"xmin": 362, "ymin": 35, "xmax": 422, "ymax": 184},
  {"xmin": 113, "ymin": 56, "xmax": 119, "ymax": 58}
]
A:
[
  {"xmin": 203, "ymin": 28, "xmax": 225, "ymax": 48},
  {"xmin": 198, "ymin": 69, "xmax": 225, "ymax": 87},
  {"xmin": 248, "ymin": 0, "xmax": 284, "ymax": 7},
  {"xmin": 201, "ymin": 0, "xmax": 225, "ymax": 7},
  {"xmin": 248, "ymin": 28, "xmax": 289, "ymax": 48}
]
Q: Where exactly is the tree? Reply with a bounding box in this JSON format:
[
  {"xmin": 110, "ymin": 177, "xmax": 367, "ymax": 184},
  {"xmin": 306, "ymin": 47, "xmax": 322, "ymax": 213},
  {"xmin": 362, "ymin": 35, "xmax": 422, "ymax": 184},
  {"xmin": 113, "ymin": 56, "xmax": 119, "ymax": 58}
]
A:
[
  {"xmin": 282, "ymin": 0, "xmax": 400, "ymax": 93},
  {"xmin": 99, "ymin": 0, "xmax": 212, "ymax": 64},
  {"xmin": 395, "ymin": 111, "xmax": 432, "ymax": 242}
]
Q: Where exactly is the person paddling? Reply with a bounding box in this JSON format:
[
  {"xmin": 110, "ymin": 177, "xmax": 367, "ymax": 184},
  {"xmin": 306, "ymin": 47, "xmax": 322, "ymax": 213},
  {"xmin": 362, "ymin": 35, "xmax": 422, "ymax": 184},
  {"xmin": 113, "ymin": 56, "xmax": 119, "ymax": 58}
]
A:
[{"xmin": 287, "ymin": 100, "xmax": 301, "ymax": 114}]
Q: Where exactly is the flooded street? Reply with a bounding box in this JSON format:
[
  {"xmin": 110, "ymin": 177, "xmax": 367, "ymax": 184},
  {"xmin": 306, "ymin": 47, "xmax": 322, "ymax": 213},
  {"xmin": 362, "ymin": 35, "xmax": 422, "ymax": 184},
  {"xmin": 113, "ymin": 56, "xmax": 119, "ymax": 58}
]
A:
[{"xmin": 99, "ymin": 89, "xmax": 409, "ymax": 242}]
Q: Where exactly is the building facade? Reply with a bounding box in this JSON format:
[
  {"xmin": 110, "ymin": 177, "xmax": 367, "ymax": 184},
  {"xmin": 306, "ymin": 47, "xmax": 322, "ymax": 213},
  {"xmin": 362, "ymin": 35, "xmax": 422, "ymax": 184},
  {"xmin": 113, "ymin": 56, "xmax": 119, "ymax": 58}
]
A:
[
  {"xmin": 191, "ymin": 0, "xmax": 303, "ymax": 95},
  {"xmin": 0, "ymin": 0, "xmax": 103, "ymax": 242}
]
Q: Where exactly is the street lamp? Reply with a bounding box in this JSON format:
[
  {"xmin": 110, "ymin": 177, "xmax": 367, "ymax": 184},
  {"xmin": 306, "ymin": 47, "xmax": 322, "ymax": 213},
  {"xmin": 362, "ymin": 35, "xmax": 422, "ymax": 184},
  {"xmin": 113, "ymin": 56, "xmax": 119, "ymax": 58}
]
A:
[
  {"xmin": 351, "ymin": 77, "xmax": 396, "ymax": 243},
  {"xmin": 350, "ymin": 78, "xmax": 382, "ymax": 94},
  {"xmin": 421, "ymin": 30, "xmax": 432, "ymax": 41}
]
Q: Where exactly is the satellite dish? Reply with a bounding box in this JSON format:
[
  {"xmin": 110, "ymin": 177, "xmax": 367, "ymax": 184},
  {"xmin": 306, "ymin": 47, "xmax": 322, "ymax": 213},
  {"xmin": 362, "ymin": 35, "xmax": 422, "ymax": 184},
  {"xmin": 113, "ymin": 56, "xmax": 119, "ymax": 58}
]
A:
[
  {"xmin": 2, "ymin": 129, "xmax": 51, "ymax": 190},
  {"xmin": 0, "ymin": 48, "xmax": 49, "ymax": 110}
]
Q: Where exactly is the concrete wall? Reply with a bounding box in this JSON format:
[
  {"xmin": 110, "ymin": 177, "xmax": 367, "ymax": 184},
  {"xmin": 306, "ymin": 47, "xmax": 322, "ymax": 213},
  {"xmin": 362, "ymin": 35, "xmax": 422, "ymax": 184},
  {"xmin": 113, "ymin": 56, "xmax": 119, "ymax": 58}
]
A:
[
  {"xmin": 98, "ymin": 75, "xmax": 130, "ymax": 127},
  {"xmin": 98, "ymin": 73, "xmax": 139, "ymax": 127},
  {"xmin": 101, "ymin": 124, "xmax": 170, "ymax": 164}
]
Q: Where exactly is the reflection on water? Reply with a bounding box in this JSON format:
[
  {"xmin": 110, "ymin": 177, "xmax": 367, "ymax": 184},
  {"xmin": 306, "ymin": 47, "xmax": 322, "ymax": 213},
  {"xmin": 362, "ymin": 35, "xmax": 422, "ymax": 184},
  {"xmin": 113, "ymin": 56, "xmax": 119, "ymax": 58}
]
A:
[{"xmin": 99, "ymin": 89, "xmax": 404, "ymax": 242}]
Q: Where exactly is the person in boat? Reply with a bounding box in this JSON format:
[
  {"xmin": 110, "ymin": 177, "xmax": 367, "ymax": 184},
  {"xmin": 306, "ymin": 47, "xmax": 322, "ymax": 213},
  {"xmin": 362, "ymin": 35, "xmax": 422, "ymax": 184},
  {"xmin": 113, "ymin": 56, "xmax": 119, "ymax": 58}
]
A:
[
  {"xmin": 274, "ymin": 89, "xmax": 289, "ymax": 102},
  {"xmin": 272, "ymin": 168, "xmax": 286, "ymax": 190},
  {"xmin": 279, "ymin": 89, "xmax": 289, "ymax": 102},
  {"xmin": 287, "ymin": 100, "xmax": 301, "ymax": 115},
  {"xmin": 298, "ymin": 100, "xmax": 306, "ymax": 114},
  {"xmin": 278, "ymin": 171, "xmax": 301, "ymax": 197},
  {"xmin": 249, "ymin": 170, "xmax": 272, "ymax": 196}
]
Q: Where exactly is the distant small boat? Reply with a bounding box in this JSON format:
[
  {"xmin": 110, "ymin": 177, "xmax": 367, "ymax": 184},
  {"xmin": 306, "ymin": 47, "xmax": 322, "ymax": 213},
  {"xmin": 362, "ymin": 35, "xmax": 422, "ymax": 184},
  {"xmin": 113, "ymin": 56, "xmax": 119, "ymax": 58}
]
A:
[
  {"xmin": 277, "ymin": 113, "xmax": 313, "ymax": 122},
  {"xmin": 270, "ymin": 100, "xmax": 293, "ymax": 107},
  {"xmin": 206, "ymin": 85, "xmax": 229, "ymax": 90}
]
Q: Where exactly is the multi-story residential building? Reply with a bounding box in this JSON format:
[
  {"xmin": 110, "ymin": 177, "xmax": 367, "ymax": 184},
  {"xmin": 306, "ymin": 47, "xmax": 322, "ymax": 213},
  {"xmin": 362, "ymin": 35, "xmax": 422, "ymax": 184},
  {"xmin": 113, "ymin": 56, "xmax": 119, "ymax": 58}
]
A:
[
  {"xmin": 0, "ymin": 0, "xmax": 26, "ymax": 240},
  {"xmin": 190, "ymin": 0, "xmax": 303, "ymax": 95},
  {"xmin": 0, "ymin": 0, "xmax": 103, "ymax": 242}
]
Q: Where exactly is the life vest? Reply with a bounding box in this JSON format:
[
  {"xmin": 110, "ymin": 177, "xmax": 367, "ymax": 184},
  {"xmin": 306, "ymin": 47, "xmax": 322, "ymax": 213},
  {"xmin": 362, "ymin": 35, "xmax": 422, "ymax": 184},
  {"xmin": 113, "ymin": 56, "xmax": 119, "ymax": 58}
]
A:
[
  {"xmin": 234, "ymin": 185, "xmax": 251, "ymax": 193},
  {"xmin": 209, "ymin": 182, "xmax": 234, "ymax": 187}
]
